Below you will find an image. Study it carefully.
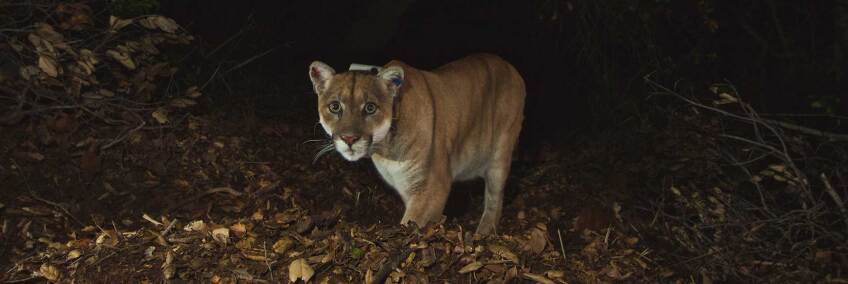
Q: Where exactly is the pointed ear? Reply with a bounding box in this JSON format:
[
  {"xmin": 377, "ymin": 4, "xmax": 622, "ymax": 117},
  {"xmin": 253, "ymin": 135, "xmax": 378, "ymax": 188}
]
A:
[
  {"xmin": 377, "ymin": 66, "xmax": 404, "ymax": 96},
  {"xmin": 309, "ymin": 61, "xmax": 335, "ymax": 95}
]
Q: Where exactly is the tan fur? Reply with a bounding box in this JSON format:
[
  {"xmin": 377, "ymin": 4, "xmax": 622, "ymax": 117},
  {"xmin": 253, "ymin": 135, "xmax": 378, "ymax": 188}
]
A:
[{"xmin": 308, "ymin": 53, "xmax": 525, "ymax": 235}]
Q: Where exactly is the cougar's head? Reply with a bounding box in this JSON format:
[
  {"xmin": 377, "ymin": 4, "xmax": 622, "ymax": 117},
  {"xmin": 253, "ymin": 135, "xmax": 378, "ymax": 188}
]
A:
[{"xmin": 308, "ymin": 61, "xmax": 404, "ymax": 161}]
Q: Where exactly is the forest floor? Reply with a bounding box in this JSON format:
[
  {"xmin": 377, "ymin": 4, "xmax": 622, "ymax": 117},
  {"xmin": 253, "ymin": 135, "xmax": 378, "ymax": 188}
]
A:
[
  {"xmin": 0, "ymin": 101, "xmax": 659, "ymax": 283},
  {"xmin": 1, "ymin": 7, "xmax": 847, "ymax": 284}
]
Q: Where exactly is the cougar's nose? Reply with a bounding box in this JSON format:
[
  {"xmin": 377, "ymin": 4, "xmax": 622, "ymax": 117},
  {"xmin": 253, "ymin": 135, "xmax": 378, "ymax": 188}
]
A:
[{"xmin": 340, "ymin": 135, "xmax": 360, "ymax": 146}]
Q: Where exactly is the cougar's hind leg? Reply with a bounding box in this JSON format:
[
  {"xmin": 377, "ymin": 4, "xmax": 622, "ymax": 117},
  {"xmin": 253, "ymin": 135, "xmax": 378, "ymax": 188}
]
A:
[{"xmin": 476, "ymin": 165, "xmax": 509, "ymax": 235}]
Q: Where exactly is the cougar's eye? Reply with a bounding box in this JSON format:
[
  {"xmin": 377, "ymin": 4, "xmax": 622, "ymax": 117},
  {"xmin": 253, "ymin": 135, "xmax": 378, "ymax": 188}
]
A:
[
  {"xmin": 328, "ymin": 101, "xmax": 341, "ymax": 114},
  {"xmin": 364, "ymin": 102, "xmax": 377, "ymax": 114}
]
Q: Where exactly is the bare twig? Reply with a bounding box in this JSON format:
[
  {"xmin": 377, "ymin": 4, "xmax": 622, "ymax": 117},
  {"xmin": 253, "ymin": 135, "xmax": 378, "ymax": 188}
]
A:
[
  {"xmin": 161, "ymin": 217, "xmax": 177, "ymax": 236},
  {"xmin": 100, "ymin": 119, "xmax": 146, "ymax": 151},
  {"xmin": 200, "ymin": 64, "xmax": 221, "ymax": 90},
  {"xmin": 761, "ymin": 118, "xmax": 848, "ymax": 141},
  {"xmin": 557, "ymin": 229, "xmax": 566, "ymax": 265},
  {"xmin": 821, "ymin": 173, "xmax": 848, "ymax": 227},
  {"xmin": 263, "ymin": 241, "xmax": 274, "ymax": 282},
  {"xmin": 29, "ymin": 190, "xmax": 84, "ymax": 226},
  {"xmin": 3, "ymin": 276, "xmax": 38, "ymax": 283},
  {"xmin": 222, "ymin": 47, "xmax": 276, "ymax": 75}
]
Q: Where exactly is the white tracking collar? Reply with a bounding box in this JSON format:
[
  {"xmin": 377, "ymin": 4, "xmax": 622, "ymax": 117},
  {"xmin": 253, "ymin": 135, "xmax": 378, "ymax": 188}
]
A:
[{"xmin": 348, "ymin": 63, "xmax": 383, "ymax": 73}]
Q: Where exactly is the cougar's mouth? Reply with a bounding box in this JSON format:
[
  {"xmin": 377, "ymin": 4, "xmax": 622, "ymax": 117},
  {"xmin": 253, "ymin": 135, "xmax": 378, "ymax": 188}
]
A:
[{"xmin": 334, "ymin": 136, "xmax": 370, "ymax": 161}]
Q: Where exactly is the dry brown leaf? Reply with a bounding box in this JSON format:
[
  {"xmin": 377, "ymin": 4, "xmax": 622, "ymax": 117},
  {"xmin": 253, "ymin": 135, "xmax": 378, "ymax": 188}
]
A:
[
  {"xmin": 109, "ymin": 16, "xmax": 133, "ymax": 31},
  {"xmin": 816, "ymin": 250, "xmax": 833, "ymax": 264},
  {"xmin": 106, "ymin": 49, "xmax": 136, "ymax": 70},
  {"xmin": 288, "ymin": 258, "xmax": 314, "ymax": 283},
  {"xmin": 235, "ymin": 237, "xmax": 255, "ymax": 250},
  {"xmin": 99, "ymin": 89, "xmax": 114, "ymax": 97},
  {"xmin": 152, "ymin": 108, "xmax": 169, "ymax": 124},
  {"xmin": 272, "ymin": 237, "xmax": 294, "ymax": 254},
  {"xmin": 546, "ymin": 270, "xmax": 565, "ymax": 279},
  {"xmin": 154, "ymin": 16, "xmax": 180, "ymax": 33},
  {"xmin": 144, "ymin": 246, "xmax": 156, "ymax": 259},
  {"xmin": 242, "ymin": 253, "xmax": 270, "ymax": 262},
  {"xmin": 768, "ymin": 164, "xmax": 787, "ymax": 173},
  {"xmin": 38, "ymin": 56, "xmax": 59, "ymax": 77},
  {"xmin": 28, "ymin": 33, "xmax": 59, "ymax": 59},
  {"xmin": 66, "ymin": 238, "xmax": 92, "ymax": 249},
  {"xmin": 170, "ymin": 98, "xmax": 197, "ymax": 108},
  {"xmin": 186, "ymin": 86, "xmax": 202, "ymax": 98},
  {"xmin": 95, "ymin": 230, "xmax": 119, "ymax": 247},
  {"xmin": 67, "ymin": 249, "xmax": 81, "ymax": 260},
  {"xmin": 127, "ymin": 131, "xmax": 143, "ymax": 144},
  {"xmin": 604, "ymin": 264, "xmax": 624, "ymax": 279},
  {"xmin": 527, "ymin": 225, "xmax": 548, "ymax": 254},
  {"xmin": 418, "ymin": 247, "xmax": 436, "ymax": 267},
  {"xmin": 229, "ymin": 223, "xmax": 247, "ymax": 237},
  {"xmin": 488, "ymin": 244, "xmax": 519, "ymax": 263},
  {"xmin": 57, "ymin": 3, "xmax": 92, "ymax": 31},
  {"xmin": 184, "ymin": 220, "xmax": 206, "ymax": 232},
  {"xmin": 138, "ymin": 37, "xmax": 161, "ymax": 54},
  {"xmin": 364, "ymin": 269, "xmax": 374, "ymax": 284},
  {"xmin": 523, "ymin": 273, "xmax": 555, "ymax": 284},
  {"xmin": 718, "ymin": 93, "xmax": 738, "ymax": 102},
  {"xmin": 39, "ymin": 263, "xmax": 61, "ymax": 282},
  {"xmin": 458, "ymin": 261, "xmax": 483, "ymax": 274},
  {"xmin": 137, "ymin": 17, "xmax": 157, "ymax": 30},
  {"xmin": 389, "ymin": 270, "xmax": 405, "ymax": 283},
  {"xmin": 139, "ymin": 16, "xmax": 179, "ymax": 33},
  {"xmin": 162, "ymin": 250, "xmax": 175, "ymax": 279},
  {"xmin": 77, "ymin": 49, "xmax": 98, "ymax": 74},
  {"xmin": 35, "ymin": 23, "xmax": 65, "ymax": 45},
  {"xmin": 251, "ymin": 210, "xmax": 264, "ymax": 221},
  {"xmin": 211, "ymin": 227, "xmax": 230, "ymax": 244},
  {"xmin": 19, "ymin": 65, "xmax": 41, "ymax": 80}
]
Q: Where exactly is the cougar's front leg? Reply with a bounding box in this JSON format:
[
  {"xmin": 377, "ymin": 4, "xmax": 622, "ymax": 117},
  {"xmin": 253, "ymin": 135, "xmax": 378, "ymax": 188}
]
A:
[{"xmin": 400, "ymin": 162, "xmax": 451, "ymax": 229}]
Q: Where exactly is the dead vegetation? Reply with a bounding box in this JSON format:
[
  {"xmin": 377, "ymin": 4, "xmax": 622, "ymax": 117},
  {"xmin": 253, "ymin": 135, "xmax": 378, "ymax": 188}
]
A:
[
  {"xmin": 637, "ymin": 78, "xmax": 848, "ymax": 282},
  {"xmin": 1, "ymin": 1, "xmax": 846, "ymax": 283}
]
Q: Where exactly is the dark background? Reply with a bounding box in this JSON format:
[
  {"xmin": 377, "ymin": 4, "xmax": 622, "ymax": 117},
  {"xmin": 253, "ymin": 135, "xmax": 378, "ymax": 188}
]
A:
[{"xmin": 159, "ymin": 0, "xmax": 848, "ymax": 152}]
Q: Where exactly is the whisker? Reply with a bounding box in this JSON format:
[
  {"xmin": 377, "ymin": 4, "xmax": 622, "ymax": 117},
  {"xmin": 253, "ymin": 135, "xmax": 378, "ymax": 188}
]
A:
[
  {"xmin": 298, "ymin": 137, "xmax": 332, "ymax": 151},
  {"xmin": 312, "ymin": 143, "xmax": 336, "ymax": 164},
  {"xmin": 301, "ymin": 139, "xmax": 329, "ymax": 145}
]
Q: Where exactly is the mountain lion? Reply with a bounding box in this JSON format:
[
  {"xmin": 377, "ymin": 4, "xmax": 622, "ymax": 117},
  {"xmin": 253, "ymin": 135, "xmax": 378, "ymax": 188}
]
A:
[{"xmin": 308, "ymin": 53, "xmax": 525, "ymax": 235}]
